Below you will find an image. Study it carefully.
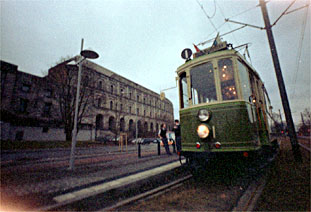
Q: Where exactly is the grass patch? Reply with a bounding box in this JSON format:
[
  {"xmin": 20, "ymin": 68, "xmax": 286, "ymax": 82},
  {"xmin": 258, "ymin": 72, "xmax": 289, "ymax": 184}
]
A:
[
  {"xmin": 0, "ymin": 140, "xmax": 106, "ymax": 150},
  {"xmin": 254, "ymin": 138, "xmax": 310, "ymax": 211}
]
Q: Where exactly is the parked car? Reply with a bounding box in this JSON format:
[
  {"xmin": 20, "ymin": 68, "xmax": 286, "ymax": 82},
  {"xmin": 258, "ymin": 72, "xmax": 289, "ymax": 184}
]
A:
[
  {"xmin": 131, "ymin": 138, "xmax": 142, "ymax": 144},
  {"xmin": 152, "ymin": 138, "xmax": 161, "ymax": 143},
  {"xmin": 97, "ymin": 136, "xmax": 119, "ymax": 144},
  {"xmin": 140, "ymin": 138, "xmax": 156, "ymax": 145}
]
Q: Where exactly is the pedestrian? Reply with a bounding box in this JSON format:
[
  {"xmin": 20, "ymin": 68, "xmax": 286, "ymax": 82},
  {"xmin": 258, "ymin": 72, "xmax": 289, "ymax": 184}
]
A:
[
  {"xmin": 158, "ymin": 123, "xmax": 172, "ymax": 155},
  {"xmin": 173, "ymin": 119, "xmax": 181, "ymax": 153}
]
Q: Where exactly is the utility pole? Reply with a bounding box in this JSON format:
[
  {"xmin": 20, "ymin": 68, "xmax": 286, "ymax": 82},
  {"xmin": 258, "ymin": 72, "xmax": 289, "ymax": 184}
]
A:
[{"xmin": 259, "ymin": 0, "xmax": 302, "ymax": 162}]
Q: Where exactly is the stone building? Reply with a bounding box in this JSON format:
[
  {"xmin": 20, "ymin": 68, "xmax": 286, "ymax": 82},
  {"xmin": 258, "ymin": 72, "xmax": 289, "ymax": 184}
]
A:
[{"xmin": 0, "ymin": 59, "xmax": 174, "ymax": 141}]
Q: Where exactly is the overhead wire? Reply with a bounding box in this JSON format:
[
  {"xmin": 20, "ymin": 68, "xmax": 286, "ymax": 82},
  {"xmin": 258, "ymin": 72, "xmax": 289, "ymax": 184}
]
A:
[
  {"xmin": 215, "ymin": 1, "xmax": 239, "ymax": 46},
  {"xmin": 195, "ymin": 0, "xmax": 218, "ymax": 32},
  {"xmin": 272, "ymin": 0, "xmax": 297, "ymax": 27},
  {"xmin": 291, "ymin": 2, "xmax": 309, "ymax": 100},
  {"xmin": 226, "ymin": 4, "xmax": 259, "ymax": 20},
  {"xmin": 197, "ymin": 21, "xmax": 227, "ymax": 46}
]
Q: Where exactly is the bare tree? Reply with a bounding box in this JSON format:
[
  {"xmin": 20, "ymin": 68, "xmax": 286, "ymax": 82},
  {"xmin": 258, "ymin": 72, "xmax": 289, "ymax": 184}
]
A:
[
  {"xmin": 302, "ymin": 108, "xmax": 311, "ymax": 126},
  {"xmin": 48, "ymin": 57, "xmax": 95, "ymax": 141}
]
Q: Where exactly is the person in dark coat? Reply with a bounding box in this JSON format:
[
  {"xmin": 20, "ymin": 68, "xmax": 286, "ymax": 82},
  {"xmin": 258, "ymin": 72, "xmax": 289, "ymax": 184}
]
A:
[
  {"xmin": 158, "ymin": 123, "xmax": 172, "ymax": 155},
  {"xmin": 173, "ymin": 119, "xmax": 181, "ymax": 153}
]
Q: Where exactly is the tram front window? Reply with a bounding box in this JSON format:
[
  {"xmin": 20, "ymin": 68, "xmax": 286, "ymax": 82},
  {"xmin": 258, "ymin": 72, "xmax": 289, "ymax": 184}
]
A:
[
  {"xmin": 179, "ymin": 72, "xmax": 189, "ymax": 108},
  {"xmin": 218, "ymin": 58, "xmax": 238, "ymax": 101},
  {"xmin": 190, "ymin": 62, "xmax": 217, "ymax": 105}
]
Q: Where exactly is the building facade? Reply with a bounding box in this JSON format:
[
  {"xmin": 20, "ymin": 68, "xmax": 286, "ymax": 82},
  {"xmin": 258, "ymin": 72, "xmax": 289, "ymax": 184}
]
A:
[{"xmin": 0, "ymin": 59, "xmax": 174, "ymax": 141}]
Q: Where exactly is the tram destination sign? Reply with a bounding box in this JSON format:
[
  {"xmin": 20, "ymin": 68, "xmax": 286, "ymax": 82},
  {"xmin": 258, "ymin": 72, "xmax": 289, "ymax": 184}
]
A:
[{"xmin": 194, "ymin": 41, "xmax": 228, "ymax": 58}]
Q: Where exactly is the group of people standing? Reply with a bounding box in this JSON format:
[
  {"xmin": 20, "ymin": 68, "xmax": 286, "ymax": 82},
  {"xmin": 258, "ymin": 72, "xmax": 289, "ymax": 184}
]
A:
[{"xmin": 158, "ymin": 120, "xmax": 181, "ymax": 156}]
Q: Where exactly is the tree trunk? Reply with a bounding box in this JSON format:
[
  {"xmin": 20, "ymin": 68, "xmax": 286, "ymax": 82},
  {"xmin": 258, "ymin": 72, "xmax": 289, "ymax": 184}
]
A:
[{"xmin": 65, "ymin": 129, "xmax": 72, "ymax": 141}]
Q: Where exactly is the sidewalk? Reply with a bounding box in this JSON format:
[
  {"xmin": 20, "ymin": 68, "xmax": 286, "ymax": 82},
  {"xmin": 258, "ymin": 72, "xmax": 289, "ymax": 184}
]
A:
[
  {"xmin": 1, "ymin": 143, "xmax": 179, "ymax": 210},
  {"xmin": 254, "ymin": 137, "xmax": 310, "ymax": 211}
]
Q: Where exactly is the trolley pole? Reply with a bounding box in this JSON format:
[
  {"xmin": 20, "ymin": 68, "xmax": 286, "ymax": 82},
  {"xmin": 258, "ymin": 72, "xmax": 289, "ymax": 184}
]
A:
[{"xmin": 259, "ymin": 0, "xmax": 302, "ymax": 162}]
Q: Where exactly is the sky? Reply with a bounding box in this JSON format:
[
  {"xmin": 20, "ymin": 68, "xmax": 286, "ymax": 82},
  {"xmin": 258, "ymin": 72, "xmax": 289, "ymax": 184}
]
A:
[{"xmin": 1, "ymin": 0, "xmax": 310, "ymax": 126}]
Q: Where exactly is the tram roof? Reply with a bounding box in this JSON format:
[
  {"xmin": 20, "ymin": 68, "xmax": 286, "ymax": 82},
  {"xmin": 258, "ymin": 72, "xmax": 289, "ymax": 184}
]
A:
[{"xmin": 176, "ymin": 48, "xmax": 262, "ymax": 82}]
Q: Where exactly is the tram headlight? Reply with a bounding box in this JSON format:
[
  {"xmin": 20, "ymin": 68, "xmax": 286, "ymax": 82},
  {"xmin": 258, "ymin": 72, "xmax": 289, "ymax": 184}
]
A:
[
  {"xmin": 198, "ymin": 109, "xmax": 211, "ymax": 122},
  {"xmin": 197, "ymin": 124, "xmax": 210, "ymax": 138}
]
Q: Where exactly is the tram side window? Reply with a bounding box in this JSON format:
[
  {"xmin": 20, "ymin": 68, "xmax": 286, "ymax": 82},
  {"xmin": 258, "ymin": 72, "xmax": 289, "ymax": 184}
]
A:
[
  {"xmin": 218, "ymin": 58, "xmax": 237, "ymax": 101},
  {"xmin": 179, "ymin": 72, "xmax": 189, "ymax": 108},
  {"xmin": 190, "ymin": 62, "xmax": 217, "ymax": 105},
  {"xmin": 237, "ymin": 60, "xmax": 252, "ymax": 101}
]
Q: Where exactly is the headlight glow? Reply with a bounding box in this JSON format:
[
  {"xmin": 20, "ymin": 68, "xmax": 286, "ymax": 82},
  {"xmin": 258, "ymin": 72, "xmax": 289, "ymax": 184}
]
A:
[
  {"xmin": 198, "ymin": 109, "xmax": 211, "ymax": 122},
  {"xmin": 197, "ymin": 124, "xmax": 210, "ymax": 138}
]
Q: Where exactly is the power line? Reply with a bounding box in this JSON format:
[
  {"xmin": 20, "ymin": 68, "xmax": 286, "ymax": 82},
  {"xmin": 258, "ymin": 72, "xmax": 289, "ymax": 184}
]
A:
[
  {"xmin": 291, "ymin": 1, "xmax": 309, "ymax": 100},
  {"xmin": 271, "ymin": 0, "xmax": 297, "ymax": 27},
  {"xmin": 195, "ymin": 0, "xmax": 218, "ymax": 32},
  {"xmin": 198, "ymin": 21, "xmax": 227, "ymax": 46},
  {"xmin": 215, "ymin": 1, "xmax": 239, "ymax": 46},
  {"xmin": 226, "ymin": 4, "xmax": 259, "ymax": 20}
]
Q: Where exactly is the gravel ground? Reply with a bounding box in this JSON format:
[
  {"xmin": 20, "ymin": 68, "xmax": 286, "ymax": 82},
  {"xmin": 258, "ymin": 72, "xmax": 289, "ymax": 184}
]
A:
[
  {"xmin": 117, "ymin": 155, "xmax": 262, "ymax": 211},
  {"xmin": 254, "ymin": 137, "xmax": 310, "ymax": 211}
]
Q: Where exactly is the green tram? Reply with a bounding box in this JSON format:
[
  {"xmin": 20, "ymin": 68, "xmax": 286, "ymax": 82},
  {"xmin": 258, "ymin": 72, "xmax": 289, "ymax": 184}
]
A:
[{"xmin": 177, "ymin": 40, "xmax": 276, "ymax": 164}]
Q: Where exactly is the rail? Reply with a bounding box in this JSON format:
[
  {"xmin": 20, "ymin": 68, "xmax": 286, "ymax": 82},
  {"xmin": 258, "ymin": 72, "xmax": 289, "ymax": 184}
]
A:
[
  {"xmin": 298, "ymin": 136, "xmax": 310, "ymax": 152},
  {"xmin": 98, "ymin": 174, "xmax": 193, "ymax": 211},
  {"xmin": 137, "ymin": 141, "xmax": 161, "ymax": 158}
]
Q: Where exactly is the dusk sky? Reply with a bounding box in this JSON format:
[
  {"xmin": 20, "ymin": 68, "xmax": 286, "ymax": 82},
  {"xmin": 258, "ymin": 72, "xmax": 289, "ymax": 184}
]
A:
[{"xmin": 1, "ymin": 0, "xmax": 310, "ymax": 125}]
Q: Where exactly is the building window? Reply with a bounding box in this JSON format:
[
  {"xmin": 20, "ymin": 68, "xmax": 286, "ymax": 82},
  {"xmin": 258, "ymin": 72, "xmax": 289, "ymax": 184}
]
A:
[
  {"xmin": 83, "ymin": 76, "xmax": 89, "ymax": 86},
  {"xmin": 98, "ymin": 81, "xmax": 102, "ymax": 89},
  {"xmin": 111, "ymin": 85, "xmax": 114, "ymax": 93},
  {"xmin": 108, "ymin": 116, "xmax": 115, "ymax": 131},
  {"xmin": 95, "ymin": 114, "xmax": 104, "ymax": 130},
  {"xmin": 144, "ymin": 110, "xmax": 146, "ymax": 116},
  {"xmin": 129, "ymin": 92, "xmax": 132, "ymax": 99},
  {"xmin": 98, "ymin": 98, "xmax": 102, "ymax": 107},
  {"xmin": 45, "ymin": 89, "xmax": 52, "ymax": 98},
  {"xmin": 110, "ymin": 101, "xmax": 113, "ymax": 110},
  {"xmin": 21, "ymin": 83, "xmax": 31, "ymax": 92},
  {"xmin": 137, "ymin": 95, "xmax": 139, "ymax": 102},
  {"xmin": 33, "ymin": 100, "xmax": 38, "ymax": 108},
  {"xmin": 137, "ymin": 108, "xmax": 139, "ymax": 116},
  {"xmin": 144, "ymin": 98, "xmax": 146, "ymax": 104},
  {"xmin": 19, "ymin": 98, "xmax": 28, "ymax": 113},
  {"xmin": 129, "ymin": 106, "xmax": 132, "ymax": 114},
  {"xmin": 42, "ymin": 127, "xmax": 49, "ymax": 133},
  {"xmin": 120, "ymin": 104, "xmax": 123, "ymax": 111},
  {"xmin": 43, "ymin": 102, "xmax": 52, "ymax": 116},
  {"xmin": 15, "ymin": 131, "xmax": 24, "ymax": 141},
  {"xmin": 120, "ymin": 89, "xmax": 124, "ymax": 95}
]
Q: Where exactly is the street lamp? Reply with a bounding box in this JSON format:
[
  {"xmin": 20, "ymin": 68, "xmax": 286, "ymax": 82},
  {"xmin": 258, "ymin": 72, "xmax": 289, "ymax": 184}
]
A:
[{"xmin": 67, "ymin": 39, "xmax": 99, "ymax": 170}]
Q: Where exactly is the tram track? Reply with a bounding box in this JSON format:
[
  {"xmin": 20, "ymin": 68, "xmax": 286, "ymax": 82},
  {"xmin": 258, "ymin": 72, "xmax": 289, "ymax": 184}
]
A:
[
  {"xmin": 112, "ymin": 149, "xmax": 279, "ymax": 211},
  {"xmin": 35, "ymin": 146, "xmax": 280, "ymax": 211},
  {"xmin": 99, "ymin": 174, "xmax": 193, "ymax": 212},
  {"xmin": 37, "ymin": 160, "xmax": 188, "ymax": 211}
]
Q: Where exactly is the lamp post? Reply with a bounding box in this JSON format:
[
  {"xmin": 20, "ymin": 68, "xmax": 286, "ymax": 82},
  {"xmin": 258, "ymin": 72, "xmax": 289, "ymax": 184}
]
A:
[{"xmin": 68, "ymin": 39, "xmax": 99, "ymax": 170}]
